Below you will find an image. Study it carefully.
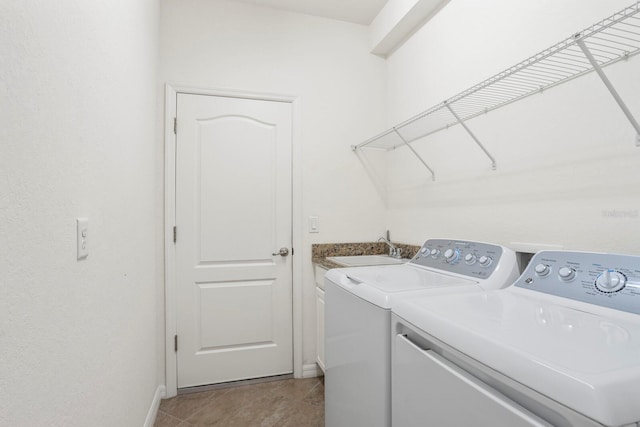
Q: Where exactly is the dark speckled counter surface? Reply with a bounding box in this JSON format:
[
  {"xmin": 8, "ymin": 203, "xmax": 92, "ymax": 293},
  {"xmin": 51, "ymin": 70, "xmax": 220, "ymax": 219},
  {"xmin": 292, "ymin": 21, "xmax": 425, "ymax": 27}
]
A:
[{"xmin": 312, "ymin": 242, "xmax": 421, "ymax": 269}]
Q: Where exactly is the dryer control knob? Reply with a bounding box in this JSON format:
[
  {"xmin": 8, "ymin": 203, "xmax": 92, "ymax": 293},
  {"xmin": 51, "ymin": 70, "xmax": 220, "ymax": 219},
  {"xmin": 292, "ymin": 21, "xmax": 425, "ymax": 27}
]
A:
[
  {"xmin": 478, "ymin": 255, "xmax": 493, "ymax": 267},
  {"xmin": 430, "ymin": 248, "xmax": 440, "ymax": 258},
  {"xmin": 464, "ymin": 253, "xmax": 477, "ymax": 264},
  {"xmin": 444, "ymin": 248, "xmax": 460, "ymax": 263},
  {"xmin": 558, "ymin": 267, "xmax": 576, "ymax": 281},
  {"xmin": 595, "ymin": 269, "xmax": 626, "ymax": 293},
  {"xmin": 534, "ymin": 263, "xmax": 550, "ymax": 277}
]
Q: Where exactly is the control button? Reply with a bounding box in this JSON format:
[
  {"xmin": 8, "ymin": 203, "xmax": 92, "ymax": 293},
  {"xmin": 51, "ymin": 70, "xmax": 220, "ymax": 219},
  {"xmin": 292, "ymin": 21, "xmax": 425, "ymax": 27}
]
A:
[
  {"xmin": 430, "ymin": 248, "xmax": 440, "ymax": 258},
  {"xmin": 595, "ymin": 269, "xmax": 627, "ymax": 293},
  {"xmin": 558, "ymin": 267, "xmax": 576, "ymax": 281},
  {"xmin": 534, "ymin": 263, "xmax": 550, "ymax": 277},
  {"xmin": 444, "ymin": 248, "xmax": 460, "ymax": 263},
  {"xmin": 464, "ymin": 253, "xmax": 477, "ymax": 265},
  {"xmin": 421, "ymin": 247, "xmax": 428, "ymax": 253},
  {"xmin": 478, "ymin": 255, "xmax": 493, "ymax": 267}
]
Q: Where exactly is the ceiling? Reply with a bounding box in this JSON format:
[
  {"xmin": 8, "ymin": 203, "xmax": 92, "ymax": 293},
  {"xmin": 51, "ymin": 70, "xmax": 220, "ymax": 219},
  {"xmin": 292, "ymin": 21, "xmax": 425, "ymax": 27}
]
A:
[{"xmin": 227, "ymin": 0, "xmax": 388, "ymax": 25}]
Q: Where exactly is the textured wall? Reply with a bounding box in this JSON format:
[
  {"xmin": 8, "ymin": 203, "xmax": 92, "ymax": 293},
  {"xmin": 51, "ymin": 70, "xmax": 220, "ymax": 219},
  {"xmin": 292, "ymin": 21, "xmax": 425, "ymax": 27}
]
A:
[
  {"xmin": 0, "ymin": 1, "xmax": 160, "ymax": 426},
  {"xmin": 159, "ymin": 0, "xmax": 388, "ymax": 372},
  {"xmin": 382, "ymin": 0, "xmax": 640, "ymax": 254}
]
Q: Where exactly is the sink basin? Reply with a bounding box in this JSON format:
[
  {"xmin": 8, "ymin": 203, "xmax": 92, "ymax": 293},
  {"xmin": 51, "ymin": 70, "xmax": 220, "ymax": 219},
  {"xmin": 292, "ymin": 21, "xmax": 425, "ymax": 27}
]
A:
[{"xmin": 326, "ymin": 255, "xmax": 407, "ymax": 267}]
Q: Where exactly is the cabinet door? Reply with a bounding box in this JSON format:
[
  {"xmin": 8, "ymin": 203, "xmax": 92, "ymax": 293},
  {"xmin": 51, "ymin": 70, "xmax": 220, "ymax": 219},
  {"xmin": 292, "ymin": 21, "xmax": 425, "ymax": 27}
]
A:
[{"xmin": 316, "ymin": 287, "xmax": 325, "ymax": 372}]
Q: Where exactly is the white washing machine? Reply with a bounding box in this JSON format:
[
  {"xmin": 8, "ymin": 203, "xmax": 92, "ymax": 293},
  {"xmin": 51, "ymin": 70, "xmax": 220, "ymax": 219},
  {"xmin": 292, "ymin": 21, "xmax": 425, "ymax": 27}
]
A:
[
  {"xmin": 324, "ymin": 238, "xmax": 519, "ymax": 427},
  {"xmin": 392, "ymin": 250, "xmax": 640, "ymax": 427}
]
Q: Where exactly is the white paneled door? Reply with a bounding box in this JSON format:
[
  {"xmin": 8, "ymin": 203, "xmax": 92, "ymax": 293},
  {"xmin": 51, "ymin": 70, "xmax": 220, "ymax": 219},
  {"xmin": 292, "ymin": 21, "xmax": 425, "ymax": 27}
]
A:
[{"xmin": 175, "ymin": 93, "xmax": 293, "ymax": 388}]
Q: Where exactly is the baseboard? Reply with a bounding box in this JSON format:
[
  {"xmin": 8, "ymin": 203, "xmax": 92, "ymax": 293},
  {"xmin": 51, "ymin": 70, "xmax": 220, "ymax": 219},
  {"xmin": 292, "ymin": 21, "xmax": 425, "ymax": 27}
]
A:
[
  {"xmin": 302, "ymin": 363, "xmax": 322, "ymax": 378},
  {"xmin": 144, "ymin": 385, "xmax": 166, "ymax": 427}
]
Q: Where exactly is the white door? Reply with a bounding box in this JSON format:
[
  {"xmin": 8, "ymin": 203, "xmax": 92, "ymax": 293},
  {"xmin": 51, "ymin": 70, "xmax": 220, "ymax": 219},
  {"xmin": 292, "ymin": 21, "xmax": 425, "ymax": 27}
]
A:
[{"xmin": 175, "ymin": 93, "xmax": 293, "ymax": 388}]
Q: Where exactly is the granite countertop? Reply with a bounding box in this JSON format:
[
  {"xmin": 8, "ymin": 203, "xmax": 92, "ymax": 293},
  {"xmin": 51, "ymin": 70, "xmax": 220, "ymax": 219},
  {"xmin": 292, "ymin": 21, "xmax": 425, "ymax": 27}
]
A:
[{"xmin": 312, "ymin": 242, "xmax": 420, "ymax": 270}]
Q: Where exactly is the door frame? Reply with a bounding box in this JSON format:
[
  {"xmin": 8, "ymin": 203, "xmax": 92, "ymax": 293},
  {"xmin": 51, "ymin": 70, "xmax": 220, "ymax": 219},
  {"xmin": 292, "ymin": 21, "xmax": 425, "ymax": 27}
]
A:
[{"xmin": 163, "ymin": 84, "xmax": 302, "ymax": 397}]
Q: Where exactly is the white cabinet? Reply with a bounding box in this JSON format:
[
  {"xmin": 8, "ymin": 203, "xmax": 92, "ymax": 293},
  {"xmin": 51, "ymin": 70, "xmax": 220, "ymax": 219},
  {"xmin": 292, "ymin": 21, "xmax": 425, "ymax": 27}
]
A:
[{"xmin": 314, "ymin": 265, "xmax": 328, "ymax": 373}]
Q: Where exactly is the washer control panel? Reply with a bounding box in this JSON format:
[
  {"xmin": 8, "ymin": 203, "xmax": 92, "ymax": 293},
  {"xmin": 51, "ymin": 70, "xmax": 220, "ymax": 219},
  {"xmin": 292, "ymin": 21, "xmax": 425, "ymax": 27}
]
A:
[
  {"xmin": 411, "ymin": 239, "xmax": 503, "ymax": 279},
  {"xmin": 515, "ymin": 251, "xmax": 640, "ymax": 315}
]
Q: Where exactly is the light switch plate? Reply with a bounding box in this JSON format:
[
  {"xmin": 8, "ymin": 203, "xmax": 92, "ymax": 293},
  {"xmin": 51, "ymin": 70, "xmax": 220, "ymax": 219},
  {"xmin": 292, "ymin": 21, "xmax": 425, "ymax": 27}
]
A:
[
  {"xmin": 309, "ymin": 216, "xmax": 319, "ymax": 233},
  {"xmin": 77, "ymin": 218, "xmax": 88, "ymax": 260}
]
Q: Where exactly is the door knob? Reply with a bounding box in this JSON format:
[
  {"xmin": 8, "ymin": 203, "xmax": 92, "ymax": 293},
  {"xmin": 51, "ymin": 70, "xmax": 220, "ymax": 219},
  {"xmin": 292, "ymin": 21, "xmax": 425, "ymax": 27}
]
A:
[{"xmin": 272, "ymin": 247, "xmax": 289, "ymax": 257}]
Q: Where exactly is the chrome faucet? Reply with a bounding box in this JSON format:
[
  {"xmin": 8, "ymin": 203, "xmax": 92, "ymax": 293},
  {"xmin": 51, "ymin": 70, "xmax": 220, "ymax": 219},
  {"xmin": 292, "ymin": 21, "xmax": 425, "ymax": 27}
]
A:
[{"xmin": 378, "ymin": 236, "xmax": 402, "ymax": 259}]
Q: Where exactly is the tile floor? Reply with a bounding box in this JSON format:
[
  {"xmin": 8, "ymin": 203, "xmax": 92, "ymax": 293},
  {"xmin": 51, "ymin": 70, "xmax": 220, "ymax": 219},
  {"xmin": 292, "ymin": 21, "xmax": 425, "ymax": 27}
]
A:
[{"xmin": 154, "ymin": 377, "xmax": 324, "ymax": 427}]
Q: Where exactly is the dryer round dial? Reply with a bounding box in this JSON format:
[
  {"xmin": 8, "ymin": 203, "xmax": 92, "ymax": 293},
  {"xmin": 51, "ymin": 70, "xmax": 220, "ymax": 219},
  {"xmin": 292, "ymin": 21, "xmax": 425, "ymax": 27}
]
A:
[
  {"xmin": 595, "ymin": 270, "xmax": 627, "ymax": 293},
  {"xmin": 444, "ymin": 248, "xmax": 460, "ymax": 263},
  {"xmin": 430, "ymin": 248, "xmax": 440, "ymax": 258},
  {"xmin": 534, "ymin": 263, "xmax": 550, "ymax": 277},
  {"xmin": 558, "ymin": 267, "xmax": 576, "ymax": 281},
  {"xmin": 464, "ymin": 253, "xmax": 477, "ymax": 265},
  {"xmin": 478, "ymin": 255, "xmax": 493, "ymax": 267}
]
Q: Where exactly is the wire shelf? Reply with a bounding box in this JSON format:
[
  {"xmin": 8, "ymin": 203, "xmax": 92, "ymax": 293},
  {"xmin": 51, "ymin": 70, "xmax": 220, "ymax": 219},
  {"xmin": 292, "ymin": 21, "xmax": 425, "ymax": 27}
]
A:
[{"xmin": 354, "ymin": 2, "xmax": 640, "ymax": 156}]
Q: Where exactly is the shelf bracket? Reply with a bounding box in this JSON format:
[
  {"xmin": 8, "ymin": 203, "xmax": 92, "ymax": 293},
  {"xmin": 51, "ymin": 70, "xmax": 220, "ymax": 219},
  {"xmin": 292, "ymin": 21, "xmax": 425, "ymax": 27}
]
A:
[
  {"xmin": 444, "ymin": 101, "xmax": 497, "ymax": 170},
  {"xmin": 393, "ymin": 128, "xmax": 436, "ymax": 181},
  {"xmin": 576, "ymin": 36, "xmax": 640, "ymax": 147}
]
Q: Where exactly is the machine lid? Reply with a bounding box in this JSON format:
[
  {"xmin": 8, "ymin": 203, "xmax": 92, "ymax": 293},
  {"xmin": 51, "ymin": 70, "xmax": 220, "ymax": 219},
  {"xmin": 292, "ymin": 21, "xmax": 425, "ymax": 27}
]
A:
[
  {"xmin": 325, "ymin": 264, "xmax": 479, "ymax": 309},
  {"xmin": 394, "ymin": 289, "xmax": 640, "ymax": 426}
]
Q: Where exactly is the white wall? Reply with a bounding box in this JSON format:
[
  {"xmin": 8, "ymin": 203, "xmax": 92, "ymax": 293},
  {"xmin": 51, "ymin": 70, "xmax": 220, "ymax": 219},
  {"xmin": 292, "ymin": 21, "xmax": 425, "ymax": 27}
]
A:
[
  {"xmin": 0, "ymin": 2, "xmax": 160, "ymax": 426},
  {"xmin": 159, "ymin": 0, "xmax": 387, "ymax": 374},
  {"xmin": 381, "ymin": 0, "xmax": 640, "ymax": 254}
]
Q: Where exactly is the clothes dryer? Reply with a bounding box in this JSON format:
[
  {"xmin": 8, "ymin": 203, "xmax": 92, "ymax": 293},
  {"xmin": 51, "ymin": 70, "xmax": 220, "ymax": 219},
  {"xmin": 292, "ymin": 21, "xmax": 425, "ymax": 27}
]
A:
[
  {"xmin": 324, "ymin": 238, "xmax": 519, "ymax": 427},
  {"xmin": 392, "ymin": 250, "xmax": 640, "ymax": 427}
]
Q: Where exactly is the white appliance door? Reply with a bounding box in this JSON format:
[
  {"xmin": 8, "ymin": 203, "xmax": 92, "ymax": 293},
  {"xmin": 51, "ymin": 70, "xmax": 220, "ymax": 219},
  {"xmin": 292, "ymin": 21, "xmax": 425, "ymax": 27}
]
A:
[
  {"xmin": 326, "ymin": 266, "xmax": 478, "ymax": 309},
  {"xmin": 393, "ymin": 334, "xmax": 552, "ymax": 427}
]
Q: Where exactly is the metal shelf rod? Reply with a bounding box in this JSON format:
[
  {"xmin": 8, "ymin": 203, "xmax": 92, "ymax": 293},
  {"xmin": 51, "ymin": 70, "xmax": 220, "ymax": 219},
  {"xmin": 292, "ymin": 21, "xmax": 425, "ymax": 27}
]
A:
[
  {"xmin": 576, "ymin": 36, "xmax": 640, "ymax": 146},
  {"xmin": 444, "ymin": 102, "xmax": 497, "ymax": 170},
  {"xmin": 393, "ymin": 128, "xmax": 436, "ymax": 181}
]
